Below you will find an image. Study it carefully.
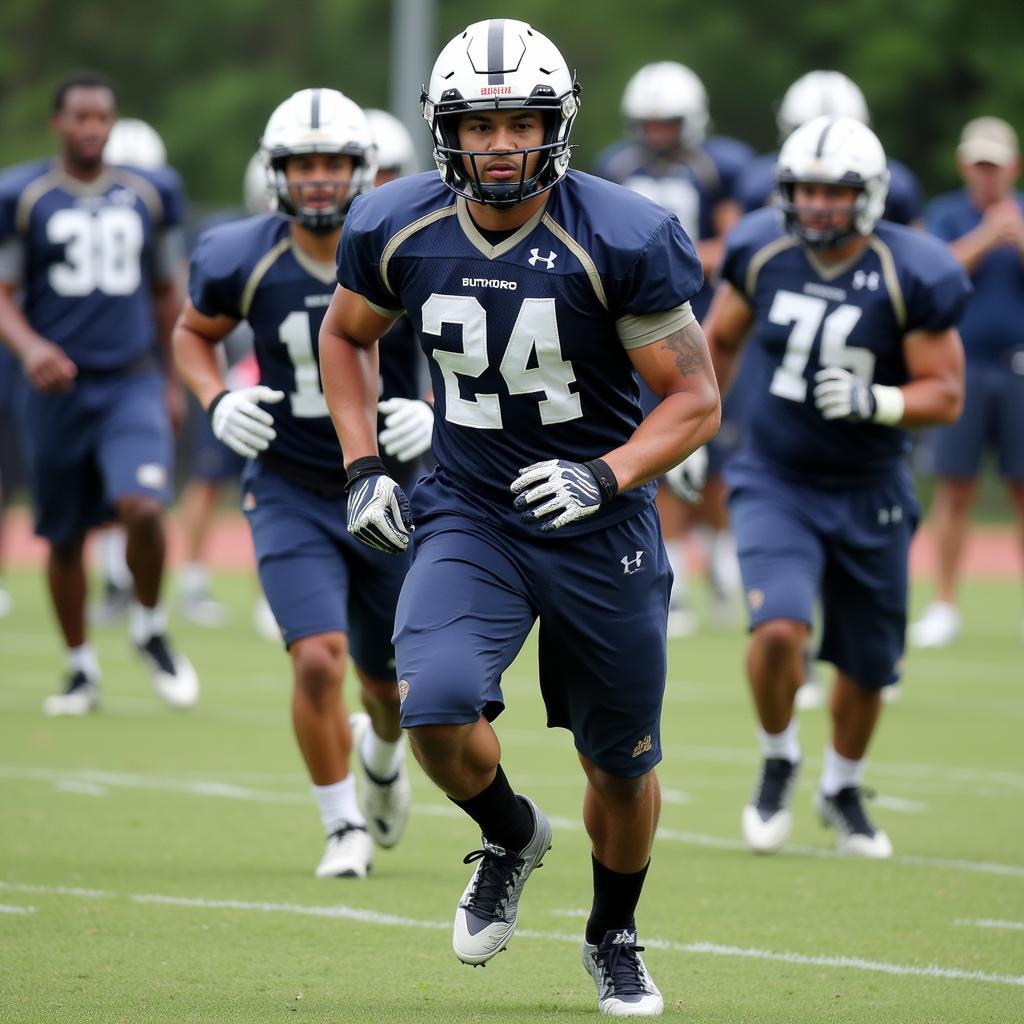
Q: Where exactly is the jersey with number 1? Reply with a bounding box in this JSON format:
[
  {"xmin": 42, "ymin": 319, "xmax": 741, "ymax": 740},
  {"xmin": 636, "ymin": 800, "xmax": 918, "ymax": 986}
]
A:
[
  {"xmin": 722, "ymin": 207, "xmax": 970, "ymax": 485},
  {"xmin": 0, "ymin": 158, "xmax": 184, "ymax": 370},
  {"xmin": 339, "ymin": 170, "xmax": 703, "ymax": 536}
]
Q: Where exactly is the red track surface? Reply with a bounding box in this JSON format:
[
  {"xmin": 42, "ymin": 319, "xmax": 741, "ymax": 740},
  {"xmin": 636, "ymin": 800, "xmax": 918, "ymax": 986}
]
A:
[{"xmin": 0, "ymin": 507, "xmax": 1019, "ymax": 579}]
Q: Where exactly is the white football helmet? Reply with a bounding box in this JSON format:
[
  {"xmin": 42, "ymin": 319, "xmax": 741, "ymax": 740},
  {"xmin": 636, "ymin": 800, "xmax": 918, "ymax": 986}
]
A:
[
  {"xmin": 243, "ymin": 151, "xmax": 272, "ymax": 214},
  {"xmin": 620, "ymin": 61, "xmax": 709, "ymax": 150},
  {"xmin": 421, "ymin": 19, "xmax": 580, "ymax": 207},
  {"xmin": 259, "ymin": 88, "xmax": 377, "ymax": 232},
  {"xmin": 775, "ymin": 115, "xmax": 890, "ymax": 248},
  {"xmin": 365, "ymin": 109, "xmax": 417, "ymax": 178},
  {"xmin": 776, "ymin": 71, "xmax": 870, "ymax": 140},
  {"xmin": 104, "ymin": 118, "xmax": 167, "ymax": 169}
]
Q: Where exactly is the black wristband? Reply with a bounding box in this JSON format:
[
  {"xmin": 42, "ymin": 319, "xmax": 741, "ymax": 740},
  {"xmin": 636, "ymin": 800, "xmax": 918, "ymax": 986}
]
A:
[
  {"xmin": 344, "ymin": 455, "xmax": 388, "ymax": 493},
  {"xmin": 584, "ymin": 457, "xmax": 619, "ymax": 502},
  {"xmin": 206, "ymin": 390, "xmax": 230, "ymax": 423}
]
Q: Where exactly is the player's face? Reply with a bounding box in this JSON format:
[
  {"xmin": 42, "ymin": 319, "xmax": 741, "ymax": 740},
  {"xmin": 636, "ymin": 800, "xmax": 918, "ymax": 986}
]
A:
[
  {"xmin": 959, "ymin": 158, "xmax": 1020, "ymax": 205},
  {"xmin": 791, "ymin": 181, "xmax": 860, "ymax": 235},
  {"xmin": 284, "ymin": 152, "xmax": 356, "ymax": 211},
  {"xmin": 639, "ymin": 118, "xmax": 683, "ymax": 156},
  {"xmin": 457, "ymin": 109, "xmax": 545, "ymax": 187},
  {"xmin": 52, "ymin": 86, "xmax": 116, "ymax": 169}
]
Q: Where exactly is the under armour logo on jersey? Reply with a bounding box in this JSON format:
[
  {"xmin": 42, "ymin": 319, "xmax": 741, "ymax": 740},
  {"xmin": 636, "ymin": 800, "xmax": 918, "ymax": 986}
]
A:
[
  {"xmin": 528, "ymin": 248, "xmax": 558, "ymax": 269},
  {"xmin": 621, "ymin": 550, "xmax": 645, "ymax": 575},
  {"xmin": 853, "ymin": 270, "xmax": 880, "ymax": 291}
]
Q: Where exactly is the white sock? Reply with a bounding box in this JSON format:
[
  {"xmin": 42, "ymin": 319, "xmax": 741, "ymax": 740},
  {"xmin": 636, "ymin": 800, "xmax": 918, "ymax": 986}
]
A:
[
  {"xmin": 819, "ymin": 744, "xmax": 865, "ymax": 797},
  {"xmin": 758, "ymin": 720, "xmax": 801, "ymax": 763},
  {"xmin": 67, "ymin": 644, "xmax": 101, "ymax": 682},
  {"xmin": 360, "ymin": 726, "xmax": 404, "ymax": 780},
  {"xmin": 129, "ymin": 602, "xmax": 168, "ymax": 646},
  {"xmin": 665, "ymin": 538, "xmax": 690, "ymax": 606},
  {"xmin": 179, "ymin": 562, "xmax": 210, "ymax": 598},
  {"xmin": 709, "ymin": 530, "xmax": 741, "ymax": 594},
  {"xmin": 99, "ymin": 528, "xmax": 132, "ymax": 589},
  {"xmin": 313, "ymin": 776, "xmax": 364, "ymax": 833}
]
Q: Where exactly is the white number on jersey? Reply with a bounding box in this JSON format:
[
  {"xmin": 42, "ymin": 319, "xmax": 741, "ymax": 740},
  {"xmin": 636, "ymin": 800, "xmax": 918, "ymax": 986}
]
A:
[
  {"xmin": 47, "ymin": 207, "xmax": 144, "ymax": 296},
  {"xmin": 421, "ymin": 293, "xmax": 581, "ymax": 429},
  {"xmin": 767, "ymin": 290, "xmax": 874, "ymax": 403},
  {"xmin": 278, "ymin": 310, "xmax": 328, "ymax": 418}
]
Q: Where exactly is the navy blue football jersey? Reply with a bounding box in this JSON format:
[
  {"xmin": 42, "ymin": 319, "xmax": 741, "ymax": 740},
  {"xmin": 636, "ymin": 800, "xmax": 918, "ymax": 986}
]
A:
[
  {"xmin": 734, "ymin": 153, "xmax": 923, "ymax": 227},
  {"xmin": 925, "ymin": 189, "xmax": 1024, "ymax": 365},
  {"xmin": 0, "ymin": 158, "xmax": 184, "ymax": 370},
  {"xmin": 722, "ymin": 207, "xmax": 970, "ymax": 485},
  {"xmin": 338, "ymin": 170, "xmax": 703, "ymax": 537},
  {"xmin": 190, "ymin": 213, "xmax": 421, "ymax": 484}
]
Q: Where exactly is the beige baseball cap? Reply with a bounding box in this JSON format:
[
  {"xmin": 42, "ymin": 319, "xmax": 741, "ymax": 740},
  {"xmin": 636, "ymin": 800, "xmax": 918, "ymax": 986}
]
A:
[{"xmin": 957, "ymin": 116, "xmax": 1019, "ymax": 166}]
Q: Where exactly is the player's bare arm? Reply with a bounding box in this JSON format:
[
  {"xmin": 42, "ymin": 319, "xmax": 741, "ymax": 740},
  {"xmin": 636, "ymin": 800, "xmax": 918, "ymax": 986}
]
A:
[
  {"xmin": 319, "ymin": 285, "xmax": 390, "ymax": 467},
  {"xmin": 601, "ymin": 318, "xmax": 721, "ymax": 491},
  {"xmin": 898, "ymin": 325, "xmax": 965, "ymax": 426},
  {"xmin": 0, "ymin": 281, "xmax": 77, "ymax": 392},
  {"xmin": 171, "ymin": 298, "xmax": 239, "ymax": 409},
  {"xmin": 704, "ymin": 279, "xmax": 756, "ymax": 395}
]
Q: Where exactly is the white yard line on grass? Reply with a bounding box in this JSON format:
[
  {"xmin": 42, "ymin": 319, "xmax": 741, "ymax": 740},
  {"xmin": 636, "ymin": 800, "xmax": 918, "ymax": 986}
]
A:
[
  {"xmin": 0, "ymin": 903, "xmax": 35, "ymax": 914},
  {"xmin": 1, "ymin": 879, "xmax": 1021, "ymax": 989},
  {"xmin": 955, "ymin": 919, "xmax": 1024, "ymax": 932}
]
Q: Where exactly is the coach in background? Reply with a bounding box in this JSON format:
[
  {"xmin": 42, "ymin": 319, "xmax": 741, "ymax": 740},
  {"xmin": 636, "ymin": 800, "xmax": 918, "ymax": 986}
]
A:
[{"xmin": 911, "ymin": 118, "xmax": 1024, "ymax": 649}]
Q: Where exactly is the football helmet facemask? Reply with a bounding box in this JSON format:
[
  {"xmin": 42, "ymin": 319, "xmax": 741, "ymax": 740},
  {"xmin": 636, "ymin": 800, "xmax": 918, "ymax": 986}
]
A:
[
  {"xmin": 421, "ymin": 19, "xmax": 580, "ymax": 207},
  {"xmin": 775, "ymin": 115, "xmax": 890, "ymax": 249},
  {"xmin": 260, "ymin": 88, "xmax": 377, "ymax": 233}
]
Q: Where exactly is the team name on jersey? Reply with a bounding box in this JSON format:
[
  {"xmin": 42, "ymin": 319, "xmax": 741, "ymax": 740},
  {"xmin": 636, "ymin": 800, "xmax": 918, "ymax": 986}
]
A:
[
  {"xmin": 802, "ymin": 282, "xmax": 847, "ymax": 302},
  {"xmin": 462, "ymin": 277, "xmax": 518, "ymax": 290},
  {"xmin": 303, "ymin": 294, "xmax": 332, "ymax": 308}
]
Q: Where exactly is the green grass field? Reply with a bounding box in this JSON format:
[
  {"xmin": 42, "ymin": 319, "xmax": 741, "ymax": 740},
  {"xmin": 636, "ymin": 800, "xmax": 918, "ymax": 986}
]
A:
[{"xmin": 1, "ymin": 568, "xmax": 1022, "ymax": 1023}]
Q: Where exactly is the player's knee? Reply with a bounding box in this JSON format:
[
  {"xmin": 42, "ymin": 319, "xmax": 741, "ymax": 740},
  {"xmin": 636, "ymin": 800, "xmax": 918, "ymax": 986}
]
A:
[
  {"xmin": 118, "ymin": 496, "xmax": 164, "ymax": 537},
  {"xmin": 752, "ymin": 618, "xmax": 806, "ymax": 667},
  {"xmin": 50, "ymin": 536, "xmax": 85, "ymax": 568},
  {"xmin": 360, "ymin": 676, "xmax": 400, "ymax": 716},
  {"xmin": 406, "ymin": 722, "xmax": 468, "ymax": 775},
  {"xmin": 291, "ymin": 635, "xmax": 347, "ymax": 704},
  {"xmin": 583, "ymin": 760, "xmax": 651, "ymax": 808}
]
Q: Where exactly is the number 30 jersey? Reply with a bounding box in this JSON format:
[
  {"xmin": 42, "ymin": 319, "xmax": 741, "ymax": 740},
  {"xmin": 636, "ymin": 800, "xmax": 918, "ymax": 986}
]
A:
[
  {"xmin": 338, "ymin": 170, "xmax": 703, "ymax": 535},
  {"xmin": 189, "ymin": 213, "xmax": 420, "ymax": 486},
  {"xmin": 0, "ymin": 158, "xmax": 185, "ymax": 370},
  {"xmin": 721, "ymin": 208, "xmax": 971, "ymax": 486}
]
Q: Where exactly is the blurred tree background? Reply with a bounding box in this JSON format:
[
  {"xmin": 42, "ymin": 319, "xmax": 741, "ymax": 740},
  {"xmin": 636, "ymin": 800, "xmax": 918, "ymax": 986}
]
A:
[{"xmin": 2, "ymin": 0, "xmax": 1023, "ymax": 208}]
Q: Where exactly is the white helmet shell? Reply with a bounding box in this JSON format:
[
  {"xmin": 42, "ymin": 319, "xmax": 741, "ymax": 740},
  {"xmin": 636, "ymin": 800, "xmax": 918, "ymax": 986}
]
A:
[
  {"xmin": 620, "ymin": 62, "xmax": 709, "ymax": 149},
  {"xmin": 364, "ymin": 109, "xmax": 417, "ymax": 177},
  {"xmin": 777, "ymin": 71, "xmax": 870, "ymax": 140},
  {"xmin": 421, "ymin": 19, "xmax": 580, "ymax": 206},
  {"xmin": 775, "ymin": 115, "xmax": 890, "ymax": 246},
  {"xmin": 104, "ymin": 118, "xmax": 167, "ymax": 169},
  {"xmin": 243, "ymin": 151, "xmax": 272, "ymax": 215}
]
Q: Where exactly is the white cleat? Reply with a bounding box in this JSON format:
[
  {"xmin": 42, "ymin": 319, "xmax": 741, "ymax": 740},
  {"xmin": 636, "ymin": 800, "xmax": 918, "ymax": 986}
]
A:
[
  {"xmin": 135, "ymin": 635, "xmax": 199, "ymax": 709},
  {"xmin": 314, "ymin": 823, "xmax": 373, "ymax": 878},
  {"xmin": 42, "ymin": 672, "xmax": 100, "ymax": 716},
  {"xmin": 453, "ymin": 797, "xmax": 551, "ymax": 965},
  {"xmin": 180, "ymin": 592, "xmax": 227, "ymax": 629},
  {"xmin": 582, "ymin": 929, "xmax": 664, "ymax": 1017},
  {"xmin": 909, "ymin": 601, "xmax": 960, "ymax": 649},
  {"xmin": 794, "ymin": 676, "xmax": 825, "ymax": 711},
  {"xmin": 252, "ymin": 596, "xmax": 281, "ymax": 641},
  {"xmin": 742, "ymin": 758, "xmax": 800, "ymax": 854},
  {"xmin": 814, "ymin": 788, "xmax": 893, "ymax": 859},
  {"xmin": 349, "ymin": 712, "xmax": 411, "ymax": 849}
]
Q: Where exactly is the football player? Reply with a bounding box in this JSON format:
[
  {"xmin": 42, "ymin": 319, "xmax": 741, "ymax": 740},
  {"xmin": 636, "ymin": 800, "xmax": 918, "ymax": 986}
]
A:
[
  {"xmin": 173, "ymin": 89, "xmax": 424, "ymax": 879},
  {"xmin": 0, "ymin": 72, "xmax": 197, "ymax": 714},
  {"xmin": 706, "ymin": 116, "xmax": 968, "ymax": 858},
  {"xmin": 319, "ymin": 20, "xmax": 719, "ymax": 1016},
  {"xmin": 595, "ymin": 61, "xmax": 755, "ymax": 632}
]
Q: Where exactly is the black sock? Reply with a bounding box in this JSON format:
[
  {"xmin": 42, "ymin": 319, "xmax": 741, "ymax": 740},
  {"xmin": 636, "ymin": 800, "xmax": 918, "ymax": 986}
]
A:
[
  {"xmin": 449, "ymin": 765, "xmax": 535, "ymax": 852},
  {"xmin": 586, "ymin": 855, "xmax": 650, "ymax": 946}
]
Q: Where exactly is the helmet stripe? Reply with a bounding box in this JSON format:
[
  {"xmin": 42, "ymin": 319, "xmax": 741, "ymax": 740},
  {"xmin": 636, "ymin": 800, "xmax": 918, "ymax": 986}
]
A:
[
  {"xmin": 814, "ymin": 118, "xmax": 836, "ymax": 157},
  {"xmin": 310, "ymin": 88, "xmax": 321, "ymax": 130},
  {"xmin": 487, "ymin": 19, "xmax": 506, "ymax": 84}
]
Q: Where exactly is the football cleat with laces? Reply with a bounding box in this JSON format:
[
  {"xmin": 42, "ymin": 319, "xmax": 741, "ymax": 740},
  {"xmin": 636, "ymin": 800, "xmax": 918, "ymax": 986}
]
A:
[
  {"xmin": 349, "ymin": 712, "xmax": 411, "ymax": 849},
  {"xmin": 741, "ymin": 758, "xmax": 800, "ymax": 854},
  {"xmin": 452, "ymin": 797, "xmax": 551, "ymax": 965},
  {"xmin": 315, "ymin": 822, "xmax": 373, "ymax": 878},
  {"xmin": 42, "ymin": 671, "xmax": 100, "ymax": 716},
  {"xmin": 135, "ymin": 634, "xmax": 199, "ymax": 709},
  {"xmin": 814, "ymin": 786, "xmax": 893, "ymax": 858},
  {"xmin": 582, "ymin": 928, "xmax": 664, "ymax": 1017}
]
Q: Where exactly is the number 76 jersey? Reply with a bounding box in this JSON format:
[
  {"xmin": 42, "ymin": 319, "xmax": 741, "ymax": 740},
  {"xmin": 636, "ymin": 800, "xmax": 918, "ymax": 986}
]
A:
[
  {"xmin": 721, "ymin": 208, "xmax": 971, "ymax": 486},
  {"xmin": 338, "ymin": 170, "xmax": 703, "ymax": 534}
]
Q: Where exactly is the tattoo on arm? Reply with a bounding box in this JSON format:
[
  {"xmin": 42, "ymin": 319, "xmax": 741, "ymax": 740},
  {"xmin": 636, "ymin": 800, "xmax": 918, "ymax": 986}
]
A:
[{"xmin": 662, "ymin": 322, "xmax": 709, "ymax": 377}]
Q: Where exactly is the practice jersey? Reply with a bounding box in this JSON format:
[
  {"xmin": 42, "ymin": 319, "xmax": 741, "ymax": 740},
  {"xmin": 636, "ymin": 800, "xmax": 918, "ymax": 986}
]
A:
[
  {"xmin": 734, "ymin": 153, "xmax": 923, "ymax": 227},
  {"xmin": 722, "ymin": 207, "xmax": 970, "ymax": 485},
  {"xmin": 593, "ymin": 135, "xmax": 753, "ymax": 318},
  {"xmin": 0, "ymin": 158, "xmax": 184, "ymax": 370},
  {"xmin": 339, "ymin": 170, "xmax": 703, "ymax": 537},
  {"xmin": 189, "ymin": 213, "xmax": 421, "ymax": 488},
  {"xmin": 924, "ymin": 189, "xmax": 1024, "ymax": 365}
]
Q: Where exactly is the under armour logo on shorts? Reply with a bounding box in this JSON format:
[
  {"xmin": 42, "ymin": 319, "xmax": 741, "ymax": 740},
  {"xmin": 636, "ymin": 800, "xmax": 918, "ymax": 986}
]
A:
[
  {"xmin": 528, "ymin": 248, "xmax": 557, "ymax": 269},
  {"xmin": 136, "ymin": 463, "xmax": 166, "ymax": 490},
  {"xmin": 621, "ymin": 550, "xmax": 645, "ymax": 574}
]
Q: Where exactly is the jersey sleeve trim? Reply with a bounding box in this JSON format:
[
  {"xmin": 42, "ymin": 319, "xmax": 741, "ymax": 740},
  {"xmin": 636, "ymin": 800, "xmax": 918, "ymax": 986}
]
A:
[
  {"xmin": 366, "ymin": 298, "xmax": 405, "ymax": 320},
  {"xmin": 380, "ymin": 204, "xmax": 458, "ymax": 297},
  {"xmin": 541, "ymin": 212, "xmax": 609, "ymax": 310},
  {"xmin": 617, "ymin": 302, "xmax": 695, "ymax": 350},
  {"xmin": 14, "ymin": 169, "xmax": 62, "ymax": 234},
  {"xmin": 112, "ymin": 169, "xmax": 165, "ymax": 223},
  {"xmin": 240, "ymin": 237, "xmax": 291, "ymax": 319},
  {"xmin": 0, "ymin": 237, "xmax": 24, "ymax": 284},
  {"xmin": 867, "ymin": 237, "xmax": 907, "ymax": 330},
  {"xmin": 745, "ymin": 235, "xmax": 799, "ymax": 298}
]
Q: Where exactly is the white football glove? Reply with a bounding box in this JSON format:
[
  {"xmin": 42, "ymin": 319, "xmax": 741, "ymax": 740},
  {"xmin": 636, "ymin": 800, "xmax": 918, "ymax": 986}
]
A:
[
  {"xmin": 345, "ymin": 457, "xmax": 415, "ymax": 555},
  {"xmin": 208, "ymin": 386, "xmax": 285, "ymax": 458},
  {"xmin": 663, "ymin": 446, "xmax": 708, "ymax": 504},
  {"xmin": 511, "ymin": 458, "xmax": 615, "ymax": 533},
  {"xmin": 378, "ymin": 397, "xmax": 434, "ymax": 463},
  {"xmin": 812, "ymin": 367, "xmax": 876, "ymax": 421}
]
